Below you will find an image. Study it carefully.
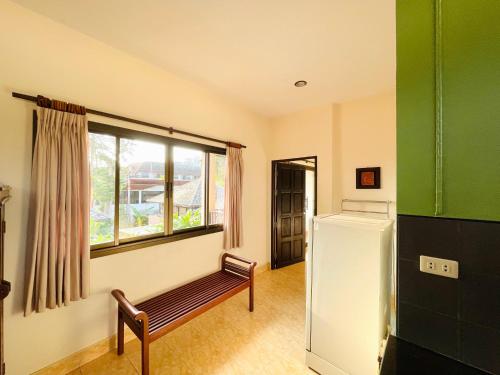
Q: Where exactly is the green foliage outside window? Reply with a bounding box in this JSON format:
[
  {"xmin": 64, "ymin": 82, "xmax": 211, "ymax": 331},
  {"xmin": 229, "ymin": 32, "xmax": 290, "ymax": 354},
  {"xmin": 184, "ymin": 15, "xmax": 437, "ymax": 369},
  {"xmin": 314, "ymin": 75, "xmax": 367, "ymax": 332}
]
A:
[
  {"xmin": 173, "ymin": 209, "xmax": 202, "ymax": 230},
  {"xmin": 130, "ymin": 206, "xmax": 153, "ymax": 226},
  {"xmin": 90, "ymin": 217, "xmax": 113, "ymax": 245}
]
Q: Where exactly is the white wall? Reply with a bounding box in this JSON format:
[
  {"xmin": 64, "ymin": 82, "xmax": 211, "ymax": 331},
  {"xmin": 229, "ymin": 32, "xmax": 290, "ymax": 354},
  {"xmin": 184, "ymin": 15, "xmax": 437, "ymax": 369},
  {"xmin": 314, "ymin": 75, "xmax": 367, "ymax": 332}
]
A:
[
  {"xmin": 267, "ymin": 93, "xmax": 396, "ymax": 280},
  {"xmin": 269, "ymin": 92, "xmax": 396, "ymax": 216},
  {"xmin": 269, "ymin": 105, "xmax": 335, "ymax": 214},
  {"xmin": 333, "ymin": 92, "xmax": 396, "ymax": 216},
  {"xmin": 0, "ymin": 1, "xmax": 271, "ymax": 374}
]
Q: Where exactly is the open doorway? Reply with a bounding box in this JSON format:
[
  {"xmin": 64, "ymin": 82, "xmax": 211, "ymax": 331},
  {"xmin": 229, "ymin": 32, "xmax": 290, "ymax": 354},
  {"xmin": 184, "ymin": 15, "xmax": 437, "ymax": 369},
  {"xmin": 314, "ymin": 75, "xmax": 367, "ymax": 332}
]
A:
[{"xmin": 271, "ymin": 156, "xmax": 317, "ymax": 269}]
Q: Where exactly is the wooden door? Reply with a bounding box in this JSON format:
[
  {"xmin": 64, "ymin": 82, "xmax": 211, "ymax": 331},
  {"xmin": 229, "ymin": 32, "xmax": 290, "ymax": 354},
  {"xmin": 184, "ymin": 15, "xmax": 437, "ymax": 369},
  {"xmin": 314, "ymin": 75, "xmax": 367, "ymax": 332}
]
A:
[{"xmin": 274, "ymin": 163, "xmax": 306, "ymax": 268}]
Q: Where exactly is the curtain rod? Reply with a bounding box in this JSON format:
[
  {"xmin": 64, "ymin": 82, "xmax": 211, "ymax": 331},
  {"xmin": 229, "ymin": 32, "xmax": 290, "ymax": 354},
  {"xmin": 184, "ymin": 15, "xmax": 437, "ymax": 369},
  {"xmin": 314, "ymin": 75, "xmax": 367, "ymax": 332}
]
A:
[{"xmin": 11, "ymin": 92, "xmax": 246, "ymax": 149}]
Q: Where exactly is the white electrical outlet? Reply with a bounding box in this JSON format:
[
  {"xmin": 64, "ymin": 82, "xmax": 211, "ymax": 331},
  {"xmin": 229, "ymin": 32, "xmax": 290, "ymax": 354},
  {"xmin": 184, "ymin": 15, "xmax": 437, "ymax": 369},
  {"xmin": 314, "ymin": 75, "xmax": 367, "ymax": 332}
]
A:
[{"xmin": 419, "ymin": 255, "xmax": 459, "ymax": 279}]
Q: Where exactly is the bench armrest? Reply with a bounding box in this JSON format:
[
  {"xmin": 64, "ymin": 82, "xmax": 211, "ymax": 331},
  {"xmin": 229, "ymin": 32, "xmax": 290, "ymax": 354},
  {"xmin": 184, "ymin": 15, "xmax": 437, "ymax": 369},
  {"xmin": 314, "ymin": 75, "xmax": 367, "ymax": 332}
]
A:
[
  {"xmin": 112, "ymin": 289, "xmax": 148, "ymax": 322},
  {"xmin": 222, "ymin": 252, "xmax": 257, "ymax": 266},
  {"xmin": 221, "ymin": 253, "xmax": 257, "ymax": 279}
]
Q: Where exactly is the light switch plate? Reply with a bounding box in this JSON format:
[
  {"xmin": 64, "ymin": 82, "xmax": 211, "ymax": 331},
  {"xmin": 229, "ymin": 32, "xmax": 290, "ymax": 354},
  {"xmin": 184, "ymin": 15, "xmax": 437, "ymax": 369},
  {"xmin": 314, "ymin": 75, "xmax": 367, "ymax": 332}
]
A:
[{"xmin": 419, "ymin": 255, "xmax": 459, "ymax": 279}]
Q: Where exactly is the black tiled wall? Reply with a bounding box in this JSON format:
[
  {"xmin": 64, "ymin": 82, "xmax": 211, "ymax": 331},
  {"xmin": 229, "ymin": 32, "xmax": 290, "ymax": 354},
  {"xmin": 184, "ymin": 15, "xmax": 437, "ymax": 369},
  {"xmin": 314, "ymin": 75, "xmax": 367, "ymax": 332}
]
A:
[{"xmin": 397, "ymin": 215, "xmax": 500, "ymax": 374}]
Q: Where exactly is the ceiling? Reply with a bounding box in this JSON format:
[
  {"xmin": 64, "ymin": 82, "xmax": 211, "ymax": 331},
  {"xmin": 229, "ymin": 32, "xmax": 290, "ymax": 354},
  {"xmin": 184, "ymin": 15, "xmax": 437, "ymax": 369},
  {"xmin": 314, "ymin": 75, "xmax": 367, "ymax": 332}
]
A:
[{"xmin": 13, "ymin": 0, "xmax": 395, "ymax": 117}]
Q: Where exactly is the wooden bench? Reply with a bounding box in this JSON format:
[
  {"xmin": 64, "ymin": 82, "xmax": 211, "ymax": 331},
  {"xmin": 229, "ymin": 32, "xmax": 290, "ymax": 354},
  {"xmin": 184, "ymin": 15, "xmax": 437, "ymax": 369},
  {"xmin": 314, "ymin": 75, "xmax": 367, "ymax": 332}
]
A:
[{"xmin": 111, "ymin": 253, "xmax": 257, "ymax": 375}]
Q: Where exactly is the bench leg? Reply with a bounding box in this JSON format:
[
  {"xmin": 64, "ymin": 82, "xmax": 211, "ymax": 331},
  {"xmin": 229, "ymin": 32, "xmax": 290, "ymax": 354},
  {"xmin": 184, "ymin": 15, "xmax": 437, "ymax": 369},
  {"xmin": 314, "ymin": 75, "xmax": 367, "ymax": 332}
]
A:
[
  {"xmin": 141, "ymin": 338, "xmax": 150, "ymax": 375},
  {"xmin": 117, "ymin": 310, "xmax": 124, "ymax": 355},
  {"xmin": 249, "ymin": 282, "xmax": 254, "ymax": 312}
]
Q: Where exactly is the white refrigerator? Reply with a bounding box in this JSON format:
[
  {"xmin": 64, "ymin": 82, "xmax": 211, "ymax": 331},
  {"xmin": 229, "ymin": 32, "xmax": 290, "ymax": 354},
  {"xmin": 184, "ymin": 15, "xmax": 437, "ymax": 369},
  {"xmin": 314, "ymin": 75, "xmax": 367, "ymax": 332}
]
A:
[{"xmin": 306, "ymin": 213, "xmax": 393, "ymax": 375}]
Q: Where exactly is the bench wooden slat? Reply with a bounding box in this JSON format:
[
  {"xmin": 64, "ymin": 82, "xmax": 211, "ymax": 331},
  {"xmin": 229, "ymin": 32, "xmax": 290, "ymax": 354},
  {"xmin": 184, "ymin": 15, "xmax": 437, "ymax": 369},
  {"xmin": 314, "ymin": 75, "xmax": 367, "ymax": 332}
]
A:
[
  {"xmin": 112, "ymin": 253, "xmax": 257, "ymax": 375},
  {"xmin": 148, "ymin": 282, "xmax": 250, "ymax": 341},
  {"xmin": 139, "ymin": 276, "xmax": 244, "ymax": 325},
  {"xmin": 145, "ymin": 272, "xmax": 246, "ymax": 332},
  {"xmin": 143, "ymin": 275, "xmax": 244, "ymax": 323},
  {"xmin": 135, "ymin": 271, "xmax": 229, "ymax": 310},
  {"xmin": 136, "ymin": 271, "xmax": 244, "ymax": 314},
  {"xmin": 224, "ymin": 262, "xmax": 250, "ymax": 278}
]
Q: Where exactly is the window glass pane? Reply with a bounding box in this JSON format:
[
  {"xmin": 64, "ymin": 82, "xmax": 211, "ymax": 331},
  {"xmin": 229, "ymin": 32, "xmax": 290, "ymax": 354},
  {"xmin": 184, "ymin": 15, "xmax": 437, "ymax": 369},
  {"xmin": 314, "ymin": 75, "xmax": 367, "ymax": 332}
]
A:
[
  {"xmin": 89, "ymin": 133, "xmax": 116, "ymax": 245},
  {"xmin": 173, "ymin": 147, "xmax": 205, "ymax": 230},
  {"xmin": 209, "ymin": 154, "xmax": 226, "ymax": 225},
  {"xmin": 119, "ymin": 139, "xmax": 165, "ymax": 239}
]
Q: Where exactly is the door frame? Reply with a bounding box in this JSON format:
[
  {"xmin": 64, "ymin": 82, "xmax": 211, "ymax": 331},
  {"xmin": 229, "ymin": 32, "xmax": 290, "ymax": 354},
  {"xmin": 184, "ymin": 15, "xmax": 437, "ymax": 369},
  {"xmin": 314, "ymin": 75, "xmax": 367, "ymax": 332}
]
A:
[{"xmin": 271, "ymin": 156, "xmax": 317, "ymax": 269}]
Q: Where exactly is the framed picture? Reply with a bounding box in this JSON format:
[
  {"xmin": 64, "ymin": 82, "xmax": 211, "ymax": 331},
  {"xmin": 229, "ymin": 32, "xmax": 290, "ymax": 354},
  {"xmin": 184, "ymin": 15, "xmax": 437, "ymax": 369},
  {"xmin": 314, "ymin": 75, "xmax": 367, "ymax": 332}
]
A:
[{"xmin": 356, "ymin": 167, "xmax": 381, "ymax": 189}]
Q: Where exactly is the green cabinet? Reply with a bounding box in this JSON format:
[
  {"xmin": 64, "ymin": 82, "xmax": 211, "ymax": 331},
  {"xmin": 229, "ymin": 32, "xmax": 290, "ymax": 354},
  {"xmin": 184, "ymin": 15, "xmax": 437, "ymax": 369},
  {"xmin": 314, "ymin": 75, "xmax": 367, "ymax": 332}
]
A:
[{"xmin": 397, "ymin": 0, "xmax": 500, "ymax": 221}]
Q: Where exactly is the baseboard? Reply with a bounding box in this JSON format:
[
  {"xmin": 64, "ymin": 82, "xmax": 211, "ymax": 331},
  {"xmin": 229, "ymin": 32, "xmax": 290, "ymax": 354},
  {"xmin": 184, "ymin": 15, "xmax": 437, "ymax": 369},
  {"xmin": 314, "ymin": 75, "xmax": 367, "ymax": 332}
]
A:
[
  {"xmin": 32, "ymin": 263, "xmax": 271, "ymax": 374},
  {"xmin": 255, "ymin": 262, "xmax": 271, "ymax": 275},
  {"xmin": 306, "ymin": 351, "xmax": 349, "ymax": 375},
  {"xmin": 31, "ymin": 327, "xmax": 136, "ymax": 375}
]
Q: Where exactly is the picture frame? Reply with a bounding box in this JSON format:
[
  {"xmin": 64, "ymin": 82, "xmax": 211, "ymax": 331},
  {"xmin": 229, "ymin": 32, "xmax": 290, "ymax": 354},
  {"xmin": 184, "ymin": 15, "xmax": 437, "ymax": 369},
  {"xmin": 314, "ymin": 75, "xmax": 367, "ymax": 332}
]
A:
[{"xmin": 356, "ymin": 167, "xmax": 381, "ymax": 189}]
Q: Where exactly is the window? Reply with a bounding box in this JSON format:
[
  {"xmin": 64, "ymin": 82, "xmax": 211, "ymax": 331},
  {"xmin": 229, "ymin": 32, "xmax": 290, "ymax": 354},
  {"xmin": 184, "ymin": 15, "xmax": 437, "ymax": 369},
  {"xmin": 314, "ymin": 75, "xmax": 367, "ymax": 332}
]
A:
[
  {"xmin": 88, "ymin": 122, "xmax": 226, "ymax": 256},
  {"xmin": 208, "ymin": 153, "xmax": 226, "ymax": 225},
  {"xmin": 119, "ymin": 139, "xmax": 165, "ymax": 240},
  {"xmin": 89, "ymin": 133, "xmax": 116, "ymax": 246},
  {"xmin": 172, "ymin": 146, "xmax": 205, "ymax": 231}
]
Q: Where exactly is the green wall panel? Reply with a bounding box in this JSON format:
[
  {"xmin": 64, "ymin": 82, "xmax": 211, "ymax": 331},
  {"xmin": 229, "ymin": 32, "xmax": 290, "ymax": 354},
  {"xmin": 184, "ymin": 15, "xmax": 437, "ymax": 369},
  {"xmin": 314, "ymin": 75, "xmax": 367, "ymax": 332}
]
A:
[
  {"xmin": 397, "ymin": 0, "xmax": 500, "ymax": 221},
  {"xmin": 441, "ymin": 0, "xmax": 500, "ymax": 221},
  {"xmin": 396, "ymin": 0, "xmax": 436, "ymax": 216}
]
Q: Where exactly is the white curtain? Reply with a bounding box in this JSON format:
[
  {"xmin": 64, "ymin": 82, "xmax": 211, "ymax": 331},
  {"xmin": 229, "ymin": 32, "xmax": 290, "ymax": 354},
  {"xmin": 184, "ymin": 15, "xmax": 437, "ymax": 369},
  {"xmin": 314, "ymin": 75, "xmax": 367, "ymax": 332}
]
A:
[
  {"xmin": 223, "ymin": 146, "xmax": 243, "ymax": 249},
  {"xmin": 24, "ymin": 102, "xmax": 90, "ymax": 315}
]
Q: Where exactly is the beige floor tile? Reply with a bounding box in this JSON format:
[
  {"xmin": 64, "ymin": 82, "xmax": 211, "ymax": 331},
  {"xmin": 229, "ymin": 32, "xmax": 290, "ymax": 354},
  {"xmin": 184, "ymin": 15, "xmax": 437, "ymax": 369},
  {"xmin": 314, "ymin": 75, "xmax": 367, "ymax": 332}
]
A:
[
  {"xmin": 80, "ymin": 352, "xmax": 138, "ymax": 375},
  {"xmin": 76, "ymin": 262, "xmax": 315, "ymax": 374}
]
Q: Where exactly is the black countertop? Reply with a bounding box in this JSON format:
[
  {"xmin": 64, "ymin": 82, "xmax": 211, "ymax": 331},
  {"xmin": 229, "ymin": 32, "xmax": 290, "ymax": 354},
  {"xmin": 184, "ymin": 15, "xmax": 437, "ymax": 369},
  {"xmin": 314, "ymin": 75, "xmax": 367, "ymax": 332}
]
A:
[{"xmin": 381, "ymin": 336, "xmax": 491, "ymax": 375}]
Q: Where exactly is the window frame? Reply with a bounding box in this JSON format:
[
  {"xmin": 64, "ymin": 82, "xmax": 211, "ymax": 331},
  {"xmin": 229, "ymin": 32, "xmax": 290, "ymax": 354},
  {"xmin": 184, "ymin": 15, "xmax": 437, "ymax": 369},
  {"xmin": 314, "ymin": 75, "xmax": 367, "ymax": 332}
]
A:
[{"xmin": 88, "ymin": 121, "xmax": 226, "ymax": 258}]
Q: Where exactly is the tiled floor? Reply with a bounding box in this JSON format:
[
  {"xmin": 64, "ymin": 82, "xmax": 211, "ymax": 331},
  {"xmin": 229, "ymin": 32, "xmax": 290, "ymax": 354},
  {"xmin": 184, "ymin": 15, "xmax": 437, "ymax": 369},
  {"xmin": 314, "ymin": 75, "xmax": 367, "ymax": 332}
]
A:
[{"xmin": 71, "ymin": 262, "xmax": 314, "ymax": 374}]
